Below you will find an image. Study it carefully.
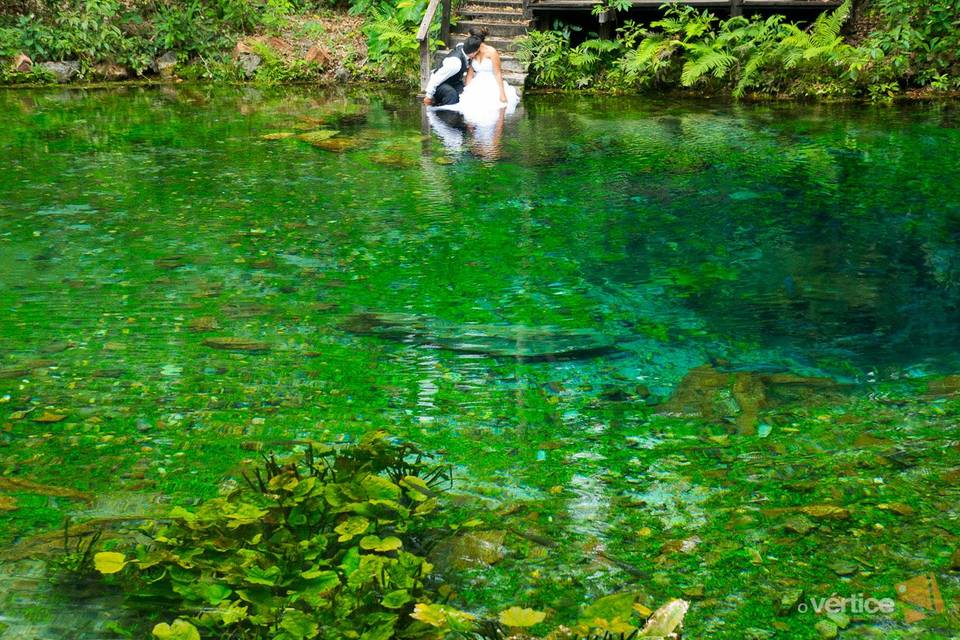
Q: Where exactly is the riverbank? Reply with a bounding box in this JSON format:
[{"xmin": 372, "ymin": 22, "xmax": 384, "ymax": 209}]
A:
[
  {"xmin": 0, "ymin": 4, "xmax": 413, "ymax": 88},
  {"xmin": 4, "ymin": 1, "xmax": 960, "ymax": 102}
]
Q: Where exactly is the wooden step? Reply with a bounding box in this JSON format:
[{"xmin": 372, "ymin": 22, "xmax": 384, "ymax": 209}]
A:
[
  {"xmin": 450, "ymin": 34, "xmax": 522, "ymax": 52},
  {"xmin": 502, "ymin": 71, "xmax": 527, "ymax": 88},
  {"xmin": 459, "ymin": 7, "xmax": 524, "ymax": 20},
  {"xmin": 498, "ymin": 56, "xmax": 526, "ymax": 73},
  {"xmin": 433, "ymin": 50, "xmax": 527, "ymax": 74},
  {"xmin": 464, "ymin": 0, "xmax": 524, "ymax": 9},
  {"xmin": 455, "ymin": 19, "xmax": 532, "ymax": 38}
]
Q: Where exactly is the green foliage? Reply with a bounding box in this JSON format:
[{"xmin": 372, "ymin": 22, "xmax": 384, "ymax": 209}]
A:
[
  {"xmin": 517, "ymin": 25, "xmax": 620, "ymax": 89},
  {"xmin": 520, "ymin": 1, "xmax": 912, "ymax": 98},
  {"xmin": 361, "ymin": 0, "xmax": 435, "ymax": 84},
  {"xmin": 866, "ymin": 0, "xmax": 960, "ymax": 88},
  {"xmin": 97, "ymin": 432, "xmax": 474, "ymax": 639},
  {"xmin": 252, "ymin": 41, "xmax": 323, "ymax": 84}
]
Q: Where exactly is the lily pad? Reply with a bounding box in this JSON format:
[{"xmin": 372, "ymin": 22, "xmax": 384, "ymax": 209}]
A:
[
  {"xmin": 499, "ymin": 607, "xmax": 546, "ymax": 627},
  {"xmin": 152, "ymin": 620, "xmax": 200, "ymax": 640},
  {"xmin": 94, "ymin": 551, "xmax": 128, "ymax": 574}
]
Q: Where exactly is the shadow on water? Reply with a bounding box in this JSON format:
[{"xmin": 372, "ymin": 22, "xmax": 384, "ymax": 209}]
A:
[{"xmin": 2, "ymin": 85, "xmax": 960, "ymax": 637}]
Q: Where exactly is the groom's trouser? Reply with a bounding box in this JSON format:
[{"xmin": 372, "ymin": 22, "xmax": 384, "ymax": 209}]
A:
[{"xmin": 434, "ymin": 84, "xmax": 460, "ymax": 106}]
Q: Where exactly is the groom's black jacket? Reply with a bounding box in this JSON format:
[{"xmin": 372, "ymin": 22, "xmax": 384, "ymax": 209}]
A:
[{"xmin": 436, "ymin": 45, "xmax": 469, "ymax": 95}]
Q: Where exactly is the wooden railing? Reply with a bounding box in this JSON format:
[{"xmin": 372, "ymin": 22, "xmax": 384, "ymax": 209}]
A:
[{"xmin": 417, "ymin": 0, "xmax": 453, "ymax": 90}]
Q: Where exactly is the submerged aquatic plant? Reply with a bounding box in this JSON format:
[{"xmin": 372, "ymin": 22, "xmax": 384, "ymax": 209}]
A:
[
  {"xmin": 94, "ymin": 431, "xmax": 465, "ymax": 639},
  {"xmin": 87, "ymin": 431, "xmax": 689, "ymax": 639}
]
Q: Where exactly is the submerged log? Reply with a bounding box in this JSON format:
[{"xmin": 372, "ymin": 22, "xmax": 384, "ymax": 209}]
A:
[{"xmin": 340, "ymin": 312, "xmax": 619, "ymax": 361}]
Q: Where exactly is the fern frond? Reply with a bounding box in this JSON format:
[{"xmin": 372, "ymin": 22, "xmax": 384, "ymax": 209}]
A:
[
  {"xmin": 681, "ymin": 43, "xmax": 736, "ymax": 85},
  {"xmin": 811, "ymin": 0, "xmax": 851, "ymax": 48}
]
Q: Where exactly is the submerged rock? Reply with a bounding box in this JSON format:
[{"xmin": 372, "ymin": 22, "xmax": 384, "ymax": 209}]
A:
[
  {"xmin": 660, "ymin": 364, "xmax": 845, "ymax": 434},
  {"xmin": 261, "ymin": 132, "xmax": 296, "ymax": 140},
  {"xmin": 341, "ymin": 312, "xmax": 618, "ymax": 361},
  {"xmin": 297, "ymin": 130, "xmax": 340, "ymax": 146},
  {"xmin": 312, "ymin": 137, "xmax": 366, "ymax": 152},
  {"xmin": 202, "ymin": 337, "xmax": 271, "ymax": 353},
  {"xmin": 430, "ymin": 530, "xmax": 506, "ymax": 571},
  {"xmin": 369, "ymin": 152, "xmax": 417, "ymax": 168}
]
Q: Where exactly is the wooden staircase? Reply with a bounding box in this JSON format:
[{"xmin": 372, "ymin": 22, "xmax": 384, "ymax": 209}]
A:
[{"xmin": 445, "ymin": 0, "xmax": 531, "ymax": 89}]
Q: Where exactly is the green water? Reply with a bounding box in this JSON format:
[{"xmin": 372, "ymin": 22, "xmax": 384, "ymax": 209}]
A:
[{"xmin": 1, "ymin": 86, "xmax": 960, "ymax": 638}]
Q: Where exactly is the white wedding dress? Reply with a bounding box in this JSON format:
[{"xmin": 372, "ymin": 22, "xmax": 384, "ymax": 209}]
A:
[{"xmin": 436, "ymin": 56, "xmax": 520, "ymax": 126}]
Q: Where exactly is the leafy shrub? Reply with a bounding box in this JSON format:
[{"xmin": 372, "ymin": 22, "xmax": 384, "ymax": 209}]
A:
[
  {"xmin": 520, "ymin": 1, "xmax": 901, "ymax": 97},
  {"xmin": 362, "ymin": 1, "xmax": 430, "ymax": 84},
  {"xmin": 866, "ymin": 0, "xmax": 960, "ymax": 88},
  {"xmin": 252, "ymin": 41, "xmax": 324, "ymax": 83},
  {"xmin": 517, "ymin": 25, "xmax": 620, "ymax": 89},
  {"xmin": 153, "ymin": 0, "xmax": 227, "ymax": 59}
]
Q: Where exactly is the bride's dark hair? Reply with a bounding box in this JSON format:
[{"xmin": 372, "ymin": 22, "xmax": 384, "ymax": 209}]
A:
[{"xmin": 467, "ymin": 26, "xmax": 489, "ymax": 42}]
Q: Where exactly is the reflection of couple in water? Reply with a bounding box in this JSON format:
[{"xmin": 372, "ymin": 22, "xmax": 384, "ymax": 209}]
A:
[{"xmin": 422, "ymin": 26, "xmax": 520, "ymax": 160}]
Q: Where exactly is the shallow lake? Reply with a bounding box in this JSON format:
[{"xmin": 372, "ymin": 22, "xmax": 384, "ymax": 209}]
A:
[{"xmin": 1, "ymin": 86, "xmax": 959, "ymax": 638}]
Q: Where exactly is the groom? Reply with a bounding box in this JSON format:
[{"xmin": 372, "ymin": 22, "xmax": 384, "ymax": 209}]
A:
[{"xmin": 422, "ymin": 35, "xmax": 482, "ymax": 107}]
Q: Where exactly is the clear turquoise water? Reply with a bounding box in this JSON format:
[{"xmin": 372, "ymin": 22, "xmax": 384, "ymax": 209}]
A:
[{"xmin": 1, "ymin": 86, "xmax": 960, "ymax": 638}]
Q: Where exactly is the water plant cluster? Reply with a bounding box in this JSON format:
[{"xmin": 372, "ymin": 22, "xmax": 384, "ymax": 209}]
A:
[
  {"xmin": 517, "ymin": 0, "xmax": 960, "ymax": 99},
  {"xmin": 82, "ymin": 431, "xmax": 686, "ymax": 639}
]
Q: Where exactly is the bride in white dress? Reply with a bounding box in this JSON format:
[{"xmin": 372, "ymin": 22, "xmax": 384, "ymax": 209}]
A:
[{"xmin": 437, "ymin": 26, "xmax": 520, "ymax": 126}]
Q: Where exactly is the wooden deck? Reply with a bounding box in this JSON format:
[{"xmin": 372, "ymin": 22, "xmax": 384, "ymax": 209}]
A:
[{"xmin": 531, "ymin": 0, "xmax": 841, "ymax": 11}]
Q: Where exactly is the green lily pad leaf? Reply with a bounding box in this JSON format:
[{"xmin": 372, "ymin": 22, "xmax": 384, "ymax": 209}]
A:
[
  {"xmin": 300, "ymin": 568, "xmax": 340, "ymax": 593},
  {"xmin": 410, "ymin": 603, "xmax": 476, "ymax": 632},
  {"xmin": 267, "ymin": 472, "xmax": 299, "ymax": 492},
  {"xmin": 152, "ymin": 619, "xmax": 200, "ymax": 640},
  {"xmin": 381, "ymin": 589, "xmax": 412, "ymax": 609},
  {"xmin": 361, "ymin": 474, "xmax": 402, "ymax": 501},
  {"xmin": 414, "ymin": 498, "xmax": 438, "ymax": 515},
  {"xmin": 244, "ymin": 565, "xmax": 281, "ymax": 586},
  {"xmin": 359, "ymin": 535, "xmax": 403, "ymax": 552},
  {"xmin": 335, "ymin": 515, "xmax": 370, "ymax": 541},
  {"xmin": 225, "ymin": 503, "xmax": 268, "ymax": 528},
  {"xmin": 359, "ymin": 613, "xmax": 398, "ymax": 640},
  {"xmin": 399, "ymin": 475, "xmax": 432, "ymax": 501},
  {"xmin": 280, "ymin": 609, "xmax": 319, "ymax": 639},
  {"xmin": 581, "ymin": 591, "xmax": 636, "ymax": 624},
  {"xmin": 339, "ymin": 545, "xmax": 361, "ymax": 574},
  {"xmin": 200, "ymin": 582, "xmax": 232, "ymax": 605},
  {"xmin": 348, "ymin": 554, "xmax": 387, "ymax": 588},
  {"xmin": 293, "ymin": 476, "xmax": 318, "ymax": 497},
  {"xmin": 499, "ymin": 606, "xmax": 546, "ymax": 627},
  {"xmin": 94, "ymin": 551, "xmax": 127, "ymax": 574}
]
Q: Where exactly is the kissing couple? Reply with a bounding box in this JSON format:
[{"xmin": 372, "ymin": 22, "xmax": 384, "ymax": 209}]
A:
[{"xmin": 422, "ymin": 27, "xmax": 520, "ymax": 114}]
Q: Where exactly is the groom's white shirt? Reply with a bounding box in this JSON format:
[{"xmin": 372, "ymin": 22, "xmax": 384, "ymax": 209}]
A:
[{"xmin": 425, "ymin": 55, "xmax": 463, "ymax": 99}]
